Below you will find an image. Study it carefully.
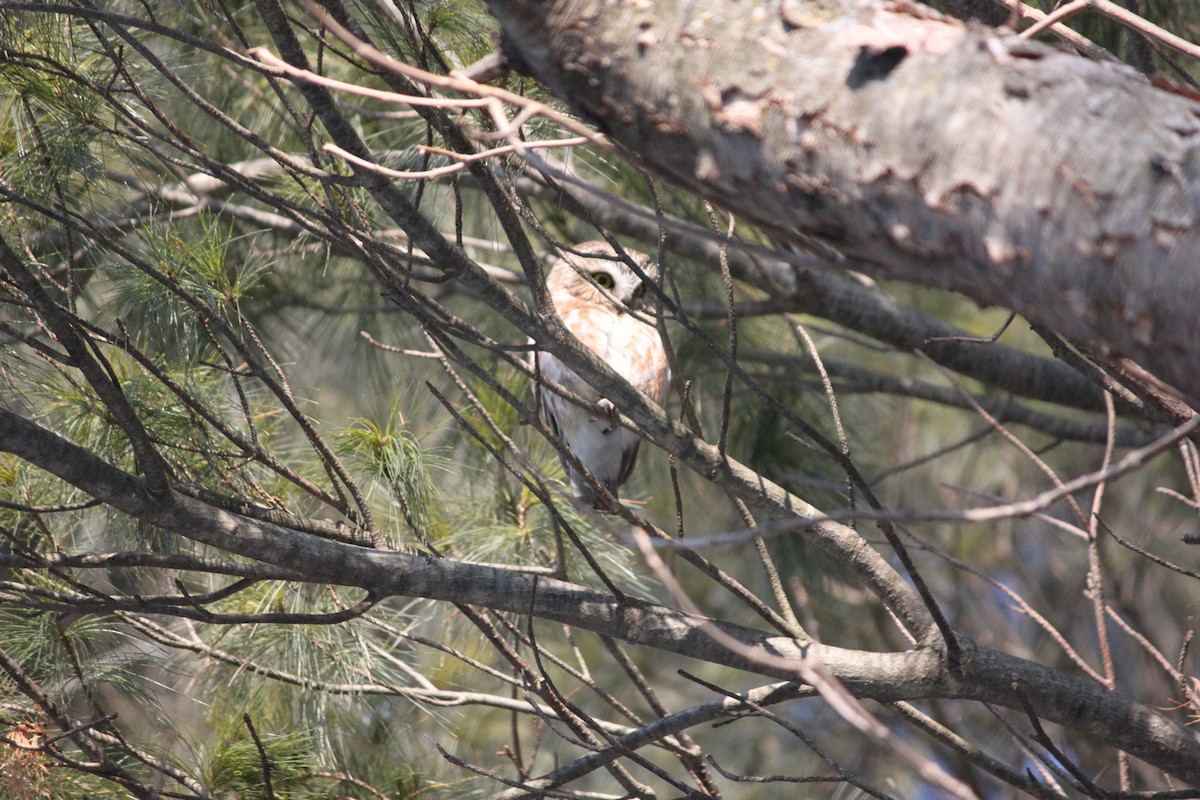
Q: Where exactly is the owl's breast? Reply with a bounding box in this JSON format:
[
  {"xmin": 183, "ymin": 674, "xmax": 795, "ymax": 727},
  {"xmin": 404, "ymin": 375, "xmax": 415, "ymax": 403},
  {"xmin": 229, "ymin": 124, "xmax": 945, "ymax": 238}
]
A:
[{"xmin": 559, "ymin": 306, "xmax": 669, "ymax": 403}]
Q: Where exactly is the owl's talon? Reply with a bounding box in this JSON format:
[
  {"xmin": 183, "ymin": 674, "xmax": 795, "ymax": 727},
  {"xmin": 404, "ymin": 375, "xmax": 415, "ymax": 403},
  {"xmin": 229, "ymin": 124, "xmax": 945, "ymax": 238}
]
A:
[{"xmin": 598, "ymin": 399, "xmax": 617, "ymax": 433}]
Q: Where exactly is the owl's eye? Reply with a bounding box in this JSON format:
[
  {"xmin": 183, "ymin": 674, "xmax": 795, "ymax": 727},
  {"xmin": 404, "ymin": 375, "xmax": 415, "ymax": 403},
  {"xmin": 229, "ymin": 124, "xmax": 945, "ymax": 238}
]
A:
[
  {"xmin": 633, "ymin": 283, "xmax": 647, "ymax": 299},
  {"xmin": 591, "ymin": 271, "xmax": 615, "ymax": 289}
]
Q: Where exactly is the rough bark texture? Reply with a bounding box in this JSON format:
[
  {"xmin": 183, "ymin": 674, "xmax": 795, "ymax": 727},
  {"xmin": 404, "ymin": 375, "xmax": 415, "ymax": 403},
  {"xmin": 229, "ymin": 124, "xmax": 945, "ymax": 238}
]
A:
[
  {"xmin": 515, "ymin": 170, "xmax": 1126, "ymax": 416},
  {"xmin": 486, "ymin": 0, "xmax": 1200, "ymax": 402}
]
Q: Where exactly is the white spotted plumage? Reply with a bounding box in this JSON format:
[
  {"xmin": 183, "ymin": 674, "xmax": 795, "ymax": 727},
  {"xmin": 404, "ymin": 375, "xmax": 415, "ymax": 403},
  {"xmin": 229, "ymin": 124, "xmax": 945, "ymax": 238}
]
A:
[{"xmin": 535, "ymin": 242, "xmax": 670, "ymax": 509}]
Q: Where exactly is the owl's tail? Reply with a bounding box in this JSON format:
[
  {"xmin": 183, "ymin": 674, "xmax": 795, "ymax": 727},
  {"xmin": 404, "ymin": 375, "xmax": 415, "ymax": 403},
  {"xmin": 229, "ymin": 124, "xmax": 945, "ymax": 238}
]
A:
[{"xmin": 566, "ymin": 465, "xmax": 619, "ymax": 512}]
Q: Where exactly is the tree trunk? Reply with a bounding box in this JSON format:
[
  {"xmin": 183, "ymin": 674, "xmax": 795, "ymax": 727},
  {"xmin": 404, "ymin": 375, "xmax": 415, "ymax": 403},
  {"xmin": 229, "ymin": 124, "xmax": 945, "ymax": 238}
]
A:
[{"xmin": 486, "ymin": 0, "xmax": 1200, "ymax": 402}]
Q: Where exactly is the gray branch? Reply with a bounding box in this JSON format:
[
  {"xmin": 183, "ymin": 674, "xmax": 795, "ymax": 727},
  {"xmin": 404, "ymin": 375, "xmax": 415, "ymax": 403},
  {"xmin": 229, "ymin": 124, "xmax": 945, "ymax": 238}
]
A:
[
  {"xmin": 486, "ymin": 0, "xmax": 1200, "ymax": 403},
  {"xmin": 512, "ymin": 167, "xmax": 1125, "ymax": 417},
  {"xmin": 3, "ymin": 406, "xmax": 1198, "ymax": 783}
]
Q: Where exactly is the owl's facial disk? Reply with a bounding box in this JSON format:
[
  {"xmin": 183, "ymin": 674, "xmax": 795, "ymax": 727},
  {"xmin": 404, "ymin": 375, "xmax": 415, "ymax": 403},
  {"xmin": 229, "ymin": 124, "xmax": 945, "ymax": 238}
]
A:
[{"xmin": 589, "ymin": 270, "xmax": 649, "ymax": 311}]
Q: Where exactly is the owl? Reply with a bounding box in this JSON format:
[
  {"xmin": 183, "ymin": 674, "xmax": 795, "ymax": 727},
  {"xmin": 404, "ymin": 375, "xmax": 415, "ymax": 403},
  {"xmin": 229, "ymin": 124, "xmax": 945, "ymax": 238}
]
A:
[{"xmin": 535, "ymin": 242, "xmax": 671, "ymax": 510}]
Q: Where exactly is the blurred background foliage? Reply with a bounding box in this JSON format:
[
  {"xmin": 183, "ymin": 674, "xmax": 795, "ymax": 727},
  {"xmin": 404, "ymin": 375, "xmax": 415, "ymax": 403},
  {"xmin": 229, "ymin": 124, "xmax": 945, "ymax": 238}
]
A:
[{"xmin": 1, "ymin": 1, "xmax": 1198, "ymax": 798}]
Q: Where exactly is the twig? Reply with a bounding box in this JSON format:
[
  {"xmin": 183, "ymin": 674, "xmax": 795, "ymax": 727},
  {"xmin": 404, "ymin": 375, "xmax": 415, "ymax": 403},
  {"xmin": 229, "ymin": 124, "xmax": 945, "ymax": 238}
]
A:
[
  {"xmin": 1013, "ymin": 686, "xmax": 1108, "ymax": 798},
  {"xmin": 986, "ymin": 0, "xmax": 1118, "ymax": 59},
  {"xmin": 1018, "ymin": 0, "xmax": 1200, "ymax": 60},
  {"xmin": 925, "ymin": 311, "xmax": 1016, "ymax": 345},
  {"xmin": 682, "ymin": 671, "xmax": 893, "ymax": 799},
  {"xmin": 908, "ymin": 539, "xmax": 1107, "ymax": 685},
  {"xmin": 1019, "ymin": 0, "xmax": 1090, "ymax": 39},
  {"xmin": 918, "ymin": 351, "xmax": 1089, "ymax": 527},
  {"xmin": 283, "ymin": 3, "xmax": 608, "ymax": 144},
  {"xmin": 325, "ymin": 137, "xmax": 589, "ymax": 181},
  {"xmin": 710, "ymin": 204, "xmax": 736, "ymax": 459},
  {"xmin": 889, "ymin": 702, "xmax": 1065, "ymax": 800},
  {"xmin": 627, "ymin": 526, "xmax": 978, "ymax": 799},
  {"xmin": 0, "ymin": 497, "xmax": 101, "ymax": 513},
  {"xmin": 242, "ymin": 714, "xmax": 276, "ymax": 800},
  {"xmin": 644, "ymin": 409, "xmax": 1200, "ymax": 546},
  {"xmin": 1103, "ymin": 521, "xmax": 1200, "ymax": 581},
  {"xmin": 1086, "ymin": 393, "xmax": 1118, "ymax": 696}
]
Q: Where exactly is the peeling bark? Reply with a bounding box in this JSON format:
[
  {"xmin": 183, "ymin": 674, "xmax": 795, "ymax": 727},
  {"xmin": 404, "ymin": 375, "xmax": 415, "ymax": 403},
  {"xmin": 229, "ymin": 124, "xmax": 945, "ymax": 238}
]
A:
[{"xmin": 487, "ymin": 0, "xmax": 1200, "ymax": 402}]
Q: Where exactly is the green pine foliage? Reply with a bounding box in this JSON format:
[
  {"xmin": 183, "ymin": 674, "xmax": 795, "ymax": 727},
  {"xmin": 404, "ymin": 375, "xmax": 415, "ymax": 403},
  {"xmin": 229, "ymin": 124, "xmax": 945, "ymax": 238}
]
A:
[
  {"xmin": 336, "ymin": 414, "xmax": 447, "ymax": 544},
  {"xmin": 1, "ymin": 0, "xmax": 1198, "ymax": 797}
]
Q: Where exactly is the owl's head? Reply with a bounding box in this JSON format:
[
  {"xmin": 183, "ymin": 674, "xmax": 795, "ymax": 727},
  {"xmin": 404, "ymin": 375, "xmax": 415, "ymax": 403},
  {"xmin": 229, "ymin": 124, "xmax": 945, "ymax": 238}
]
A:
[{"xmin": 546, "ymin": 241, "xmax": 658, "ymax": 312}]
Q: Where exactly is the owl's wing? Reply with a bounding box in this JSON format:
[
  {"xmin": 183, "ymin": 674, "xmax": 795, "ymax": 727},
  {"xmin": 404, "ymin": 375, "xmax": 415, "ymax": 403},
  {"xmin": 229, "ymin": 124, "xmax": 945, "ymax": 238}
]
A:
[
  {"xmin": 616, "ymin": 437, "xmax": 642, "ymax": 487},
  {"xmin": 535, "ymin": 349, "xmax": 601, "ymax": 505},
  {"xmin": 534, "ymin": 350, "xmax": 572, "ymax": 443}
]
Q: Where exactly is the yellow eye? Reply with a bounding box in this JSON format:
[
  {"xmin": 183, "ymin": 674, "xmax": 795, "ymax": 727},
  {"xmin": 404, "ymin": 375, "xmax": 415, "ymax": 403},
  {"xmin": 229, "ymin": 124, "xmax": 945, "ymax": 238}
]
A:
[
  {"xmin": 633, "ymin": 283, "xmax": 646, "ymax": 298},
  {"xmin": 591, "ymin": 271, "xmax": 615, "ymax": 289}
]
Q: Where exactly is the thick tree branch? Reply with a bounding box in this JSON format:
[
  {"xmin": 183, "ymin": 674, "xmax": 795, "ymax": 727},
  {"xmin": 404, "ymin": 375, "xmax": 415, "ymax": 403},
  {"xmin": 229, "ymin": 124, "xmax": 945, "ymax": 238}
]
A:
[
  {"xmin": 0, "ymin": 232, "xmax": 172, "ymax": 493},
  {"xmin": 2, "ymin": 406, "xmax": 1199, "ymax": 783},
  {"xmin": 511, "ymin": 167, "xmax": 1127, "ymax": 418},
  {"xmin": 39, "ymin": 134, "xmax": 1134, "ymax": 427},
  {"xmin": 485, "ymin": 0, "xmax": 1200, "ymax": 403}
]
